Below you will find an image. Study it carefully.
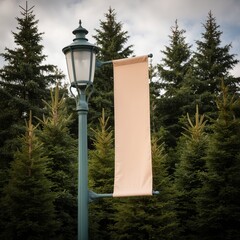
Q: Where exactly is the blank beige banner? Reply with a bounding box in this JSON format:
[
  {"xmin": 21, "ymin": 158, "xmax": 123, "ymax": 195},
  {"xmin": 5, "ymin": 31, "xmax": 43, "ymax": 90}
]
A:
[{"xmin": 113, "ymin": 55, "xmax": 152, "ymax": 197}]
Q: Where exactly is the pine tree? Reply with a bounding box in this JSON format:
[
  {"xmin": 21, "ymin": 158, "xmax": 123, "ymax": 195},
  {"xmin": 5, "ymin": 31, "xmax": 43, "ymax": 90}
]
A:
[
  {"xmin": 174, "ymin": 106, "xmax": 208, "ymax": 239},
  {"xmin": 149, "ymin": 60, "xmax": 160, "ymax": 133},
  {"xmin": 0, "ymin": 112, "xmax": 57, "ymax": 240},
  {"xmin": 38, "ymin": 84, "xmax": 78, "ymax": 239},
  {"xmin": 192, "ymin": 11, "xmax": 239, "ymax": 118},
  {"xmin": 88, "ymin": 109, "xmax": 114, "ymax": 240},
  {"xmin": 0, "ymin": 2, "xmax": 64, "ymax": 164},
  {"xmin": 156, "ymin": 20, "xmax": 192, "ymax": 148},
  {"xmin": 89, "ymin": 7, "xmax": 133, "ymax": 129},
  {"xmin": 196, "ymin": 82, "xmax": 240, "ymax": 240}
]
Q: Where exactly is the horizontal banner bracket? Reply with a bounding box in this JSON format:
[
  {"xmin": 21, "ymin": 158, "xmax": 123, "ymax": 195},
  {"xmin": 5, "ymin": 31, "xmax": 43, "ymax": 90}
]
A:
[
  {"xmin": 96, "ymin": 54, "xmax": 153, "ymax": 68},
  {"xmin": 96, "ymin": 60, "xmax": 112, "ymax": 68},
  {"xmin": 89, "ymin": 190, "xmax": 159, "ymax": 202},
  {"xmin": 89, "ymin": 190, "xmax": 113, "ymax": 203}
]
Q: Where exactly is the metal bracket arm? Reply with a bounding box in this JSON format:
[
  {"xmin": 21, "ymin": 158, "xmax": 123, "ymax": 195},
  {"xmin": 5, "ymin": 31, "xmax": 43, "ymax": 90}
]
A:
[
  {"xmin": 89, "ymin": 189, "xmax": 159, "ymax": 202},
  {"xmin": 89, "ymin": 190, "xmax": 113, "ymax": 203},
  {"xmin": 96, "ymin": 53, "xmax": 153, "ymax": 68}
]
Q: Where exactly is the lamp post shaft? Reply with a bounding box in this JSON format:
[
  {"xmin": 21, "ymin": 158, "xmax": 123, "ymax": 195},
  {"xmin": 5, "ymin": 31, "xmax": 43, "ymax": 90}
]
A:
[
  {"xmin": 63, "ymin": 20, "xmax": 98, "ymax": 240},
  {"xmin": 77, "ymin": 91, "xmax": 89, "ymax": 240}
]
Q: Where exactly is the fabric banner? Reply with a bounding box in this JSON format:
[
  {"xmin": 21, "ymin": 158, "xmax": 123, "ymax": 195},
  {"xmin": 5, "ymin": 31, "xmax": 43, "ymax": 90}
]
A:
[{"xmin": 113, "ymin": 55, "xmax": 152, "ymax": 197}]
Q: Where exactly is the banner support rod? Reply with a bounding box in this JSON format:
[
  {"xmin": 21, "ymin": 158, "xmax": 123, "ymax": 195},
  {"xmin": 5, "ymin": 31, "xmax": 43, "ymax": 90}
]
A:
[
  {"xmin": 96, "ymin": 53, "xmax": 153, "ymax": 68},
  {"xmin": 89, "ymin": 190, "xmax": 159, "ymax": 202}
]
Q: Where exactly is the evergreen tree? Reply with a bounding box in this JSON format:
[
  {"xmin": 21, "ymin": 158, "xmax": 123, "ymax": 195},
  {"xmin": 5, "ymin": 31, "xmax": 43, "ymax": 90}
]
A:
[
  {"xmin": 0, "ymin": 112, "xmax": 57, "ymax": 240},
  {"xmin": 89, "ymin": 7, "xmax": 133, "ymax": 128},
  {"xmin": 88, "ymin": 110, "xmax": 114, "ymax": 240},
  {"xmin": 174, "ymin": 106, "xmax": 208, "ymax": 239},
  {"xmin": 38, "ymin": 84, "xmax": 78, "ymax": 239},
  {"xmin": 192, "ymin": 11, "xmax": 239, "ymax": 118},
  {"xmin": 0, "ymin": 2, "xmax": 64, "ymax": 164},
  {"xmin": 156, "ymin": 20, "xmax": 192, "ymax": 148},
  {"xmin": 196, "ymin": 82, "xmax": 240, "ymax": 239},
  {"xmin": 149, "ymin": 60, "xmax": 160, "ymax": 133},
  {"xmin": 112, "ymin": 137, "xmax": 179, "ymax": 240}
]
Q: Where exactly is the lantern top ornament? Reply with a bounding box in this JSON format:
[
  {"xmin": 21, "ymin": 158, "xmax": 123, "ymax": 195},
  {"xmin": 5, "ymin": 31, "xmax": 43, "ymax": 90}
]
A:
[
  {"xmin": 62, "ymin": 20, "xmax": 98, "ymax": 88},
  {"xmin": 62, "ymin": 20, "xmax": 98, "ymax": 52},
  {"xmin": 72, "ymin": 20, "xmax": 89, "ymax": 41}
]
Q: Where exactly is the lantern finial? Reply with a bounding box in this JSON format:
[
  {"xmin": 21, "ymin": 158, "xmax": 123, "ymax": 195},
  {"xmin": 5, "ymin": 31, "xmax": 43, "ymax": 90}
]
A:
[{"xmin": 72, "ymin": 20, "xmax": 88, "ymax": 41}]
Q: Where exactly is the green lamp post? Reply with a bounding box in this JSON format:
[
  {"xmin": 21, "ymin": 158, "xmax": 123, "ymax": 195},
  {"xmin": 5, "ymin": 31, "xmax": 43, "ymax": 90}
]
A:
[{"xmin": 62, "ymin": 20, "xmax": 98, "ymax": 240}]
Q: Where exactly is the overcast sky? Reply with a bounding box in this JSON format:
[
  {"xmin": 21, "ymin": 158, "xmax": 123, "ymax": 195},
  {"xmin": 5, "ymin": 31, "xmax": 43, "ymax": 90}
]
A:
[{"xmin": 1, "ymin": 0, "xmax": 240, "ymax": 81}]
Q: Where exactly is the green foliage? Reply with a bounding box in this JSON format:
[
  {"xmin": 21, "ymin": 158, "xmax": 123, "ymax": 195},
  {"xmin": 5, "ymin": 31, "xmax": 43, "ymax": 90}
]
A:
[
  {"xmin": 0, "ymin": 113, "xmax": 58, "ymax": 240},
  {"xmin": 0, "ymin": 3, "xmax": 63, "ymax": 116},
  {"xmin": 149, "ymin": 60, "xmax": 160, "ymax": 132},
  {"xmin": 89, "ymin": 109, "xmax": 114, "ymax": 192},
  {"xmin": 38, "ymin": 84, "xmax": 78, "ymax": 239},
  {"xmin": 182, "ymin": 105, "xmax": 208, "ymax": 141},
  {"xmin": 196, "ymin": 82, "xmax": 240, "ymax": 240},
  {"xmin": 156, "ymin": 20, "xmax": 193, "ymax": 147},
  {"xmin": 192, "ymin": 11, "xmax": 239, "ymax": 118},
  {"xmin": 89, "ymin": 7, "xmax": 133, "ymax": 128},
  {"xmin": 174, "ymin": 106, "xmax": 208, "ymax": 239},
  {"xmin": 158, "ymin": 20, "xmax": 192, "ymax": 92},
  {"xmin": 0, "ymin": 2, "xmax": 64, "ymax": 168},
  {"xmin": 89, "ymin": 109, "xmax": 114, "ymax": 239}
]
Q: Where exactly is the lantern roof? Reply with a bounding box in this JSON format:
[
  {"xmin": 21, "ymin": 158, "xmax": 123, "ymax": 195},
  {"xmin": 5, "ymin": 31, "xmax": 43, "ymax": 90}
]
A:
[{"xmin": 62, "ymin": 20, "xmax": 98, "ymax": 53}]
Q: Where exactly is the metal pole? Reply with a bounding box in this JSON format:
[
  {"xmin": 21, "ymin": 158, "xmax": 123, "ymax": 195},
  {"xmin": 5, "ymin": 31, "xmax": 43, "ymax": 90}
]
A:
[{"xmin": 77, "ymin": 89, "xmax": 89, "ymax": 240}]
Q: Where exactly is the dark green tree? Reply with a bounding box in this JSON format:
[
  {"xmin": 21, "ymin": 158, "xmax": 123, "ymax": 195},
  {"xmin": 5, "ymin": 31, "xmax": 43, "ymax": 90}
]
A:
[
  {"xmin": 196, "ymin": 82, "xmax": 240, "ymax": 239},
  {"xmin": 192, "ymin": 11, "xmax": 239, "ymax": 118},
  {"xmin": 174, "ymin": 106, "xmax": 208, "ymax": 239},
  {"xmin": 89, "ymin": 7, "xmax": 133, "ymax": 128},
  {"xmin": 149, "ymin": 59, "xmax": 160, "ymax": 133},
  {"xmin": 0, "ymin": 2, "xmax": 64, "ymax": 165},
  {"xmin": 156, "ymin": 20, "xmax": 192, "ymax": 148},
  {"xmin": 38, "ymin": 84, "xmax": 78, "ymax": 239},
  {"xmin": 88, "ymin": 110, "xmax": 114, "ymax": 240},
  {"xmin": 0, "ymin": 113, "xmax": 58, "ymax": 240}
]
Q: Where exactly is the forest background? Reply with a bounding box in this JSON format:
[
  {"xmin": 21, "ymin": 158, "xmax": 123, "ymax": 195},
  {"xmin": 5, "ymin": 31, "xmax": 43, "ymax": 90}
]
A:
[{"xmin": 0, "ymin": 2, "xmax": 240, "ymax": 240}]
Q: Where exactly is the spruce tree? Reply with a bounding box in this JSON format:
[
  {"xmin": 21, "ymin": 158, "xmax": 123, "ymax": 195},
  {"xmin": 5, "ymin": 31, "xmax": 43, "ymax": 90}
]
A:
[
  {"xmin": 192, "ymin": 11, "xmax": 239, "ymax": 118},
  {"xmin": 174, "ymin": 106, "xmax": 208, "ymax": 239},
  {"xmin": 0, "ymin": 112, "xmax": 57, "ymax": 240},
  {"xmin": 196, "ymin": 82, "xmax": 240, "ymax": 240},
  {"xmin": 156, "ymin": 20, "xmax": 192, "ymax": 148},
  {"xmin": 0, "ymin": 2, "xmax": 64, "ymax": 164},
  {"xmin": 88, "ymin": 110, "xmax": 114, "ymax": 240},
  {"xmin": 149, "ymin": 60, "xmax": 160, "ymax": 133},
  {"xmin": 38, "ymin": 84, "xmax": 78, "ymax": 239},
  {"xmin": 89, "ymin": 7, "xmax": 133, "ymax": 128}
]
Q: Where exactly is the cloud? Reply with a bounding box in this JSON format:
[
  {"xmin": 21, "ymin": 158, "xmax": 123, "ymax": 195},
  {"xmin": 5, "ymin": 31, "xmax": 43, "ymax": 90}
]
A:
[{"xmin": 0, "ymin": 0, "xmax": 239, "ymax": 79}]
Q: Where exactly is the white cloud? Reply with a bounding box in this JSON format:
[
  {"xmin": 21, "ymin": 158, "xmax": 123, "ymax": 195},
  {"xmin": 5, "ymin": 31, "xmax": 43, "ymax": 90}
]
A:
[{"xmin": 0, "ymin": 0, "xmax": 239, "ymax": 79}]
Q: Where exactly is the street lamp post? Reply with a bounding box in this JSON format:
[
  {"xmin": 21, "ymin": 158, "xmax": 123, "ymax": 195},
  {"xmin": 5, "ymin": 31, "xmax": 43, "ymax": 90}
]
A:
[{"xmin": 62, "ymin": 20, "xmax": 98, "ymax": 240}]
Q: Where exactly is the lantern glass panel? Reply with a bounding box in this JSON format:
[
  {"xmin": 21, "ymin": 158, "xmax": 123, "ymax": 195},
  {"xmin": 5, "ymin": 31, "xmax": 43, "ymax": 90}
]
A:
[
  {"xmin": 65, "ymin": 49, "xmax": 96, "ymax": 86},
  {"xmin": 73, "ymin": 50, "xmax": 91, "ymax": 83},
  {"xmin": 65, "ymin": 51, "xmax": 74, "ymax": 84},
  {"xmin": 90, "ymin": 53, "xmax": 96, "ymax": 83}
]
